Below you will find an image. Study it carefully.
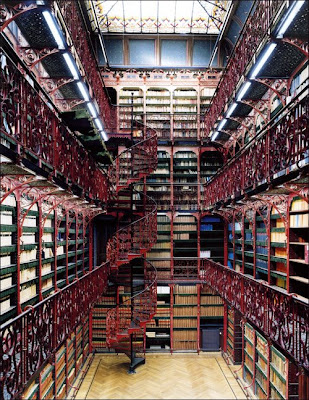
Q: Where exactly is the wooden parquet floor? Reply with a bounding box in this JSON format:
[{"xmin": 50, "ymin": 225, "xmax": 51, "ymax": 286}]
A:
[{"xmin": 75, "ymin": 353, "xmax": 246, "ymax": 399}]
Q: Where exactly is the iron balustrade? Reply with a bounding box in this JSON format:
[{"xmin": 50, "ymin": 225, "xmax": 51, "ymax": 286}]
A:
[
  {"xmin": 53, "ymin": 0, "xmax": 117, "ymax": 133},
  {"xmin": 203, "ymin": 0, "xmax": 284, "ymax": 138},
  {"xmin": 0, "ymin": 262, "xmax": 109, "ymax": 400},
  {"xmin": 200, "ymin": 258, "xmax": 309, "ymax": 371},
  {"xmin": 0, "ymin": 51, "xmax": 108, "ymax": 203},
  {"xmin": 203, "ymin": 89, "xmax": 309, "ymax": 208}
]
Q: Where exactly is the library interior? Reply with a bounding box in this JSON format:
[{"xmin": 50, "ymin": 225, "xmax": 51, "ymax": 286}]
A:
[{"xmin": 0, "ymin": 0, "xmax": 308, "ymax": 399}]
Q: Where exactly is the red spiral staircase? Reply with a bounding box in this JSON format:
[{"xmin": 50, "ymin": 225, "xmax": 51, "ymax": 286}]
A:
[{"xmin": 105, "ymin": 126, "xmax": 158, "ymax": 372}]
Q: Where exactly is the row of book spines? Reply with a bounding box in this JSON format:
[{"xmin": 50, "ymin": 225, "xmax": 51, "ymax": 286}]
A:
[
  {"xmin": 290, "ymin": 214, "xmax": 309, "ymax": 228},
  {"xmin": 173, "ymin": 319, "xmax": 197, "ymax": 328},
  {"xmin": 174, "ymin": 286, "xmax": 197, "ymax": 294},
  {"xmin": 147, "ymin": 320, "xmax": 170, "ymax": 328},
  {"xmin": 174, "ymin": 307, "xmax": 197, "ymax": 316},
  {"xmin": 173, "ymin": 341, "xmax": 197, "ymax": 350},
  {"xmin": 173, "ymin": 331, "xmax": 197, "ymax": 341},
  {"xmin": 200, "ymin": 306, "xmax": 224, "ymax": 317}
]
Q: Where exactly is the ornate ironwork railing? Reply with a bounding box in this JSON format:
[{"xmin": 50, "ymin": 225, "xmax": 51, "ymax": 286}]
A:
[
  {"xmin": 0, "ymin": 262, "xmax": 109, "ymax": 400},
  {"xmin": 0, "ymin": 51, "xmax": 108, "ymax": 203},
  {"xmin": 106, "ymin": 259, "xmax": 157, "ymax": 348},
  {"xmin": 203, "ymin": 90, "xmax": 309, "ymax": 208},
  {"xmin": 53, "ymin": 0, "xmax": 117, "ymax": 132},
  {"xmin": 106, "ymin": 190, "xmax": 157, "ymax": 270},
  {"xmin": 107, "ymin": 127, "xmax": 158, "ymax": 192},
  {"xmin": 200, "ymin": 258, "xmax": 309, "ymax": 370},
  {"xmin": 203, "ymin": 0, "xmax": 283, "ymax": 138}
]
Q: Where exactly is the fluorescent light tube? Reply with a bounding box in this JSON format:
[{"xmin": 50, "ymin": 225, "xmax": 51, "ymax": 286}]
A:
[
  {"xmin": 87, "ymin": 103, "xmax": 97, "ymax": 118},
  {"xmin": 250, "ymin": 43, "xmax": 277, "ymax": 79},
  {"xmin": 42, "ymin": 11, "xmax": 64, "ymax": 49},
  {"xmin": 63, "ymin": 53, "xmax": 79, "ymax": 80},
  {"xmin": 237, "ymin": 82, "xmax": 251, "ymax": 102},
  {"xmin": 100, "ymin": 131, "xmax": 108, "ymax": 141},
  {"xmin": 277, "ymin": 1, "xmax": 305, "ymax": 38},
  {"xmin": 211, "ymin": 131, "xmax": 219, "ymax": 141},
  {"xmin": 217, "ymin": 119, "xmax": 227, "ymax": 131},
  {"xmin": 226, "ymin": 103, "xmax": 237, "ymax": 118},
  {"xmin": 94, "ymin": 118, "xmax": 103, "ymax": 131},
  {"xmin": 77, "ymin": 81, "xmax": 89, "ymax": 101}
]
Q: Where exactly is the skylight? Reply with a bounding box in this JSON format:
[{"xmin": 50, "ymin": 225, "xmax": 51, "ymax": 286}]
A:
[{"xmin": 88, "ymin": 0, "xmax": 230, "ymax": 34}]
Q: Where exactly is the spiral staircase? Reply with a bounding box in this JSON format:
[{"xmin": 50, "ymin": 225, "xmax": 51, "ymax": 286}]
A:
[{"xmin": 105, "ymin": 125, "xmax": 158, "ymax": 372}]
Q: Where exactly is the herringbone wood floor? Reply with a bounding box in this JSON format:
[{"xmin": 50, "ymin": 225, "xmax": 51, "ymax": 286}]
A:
[{"xmin": 75, "ymin": 353, "xmax": 246, "ymax": 399}]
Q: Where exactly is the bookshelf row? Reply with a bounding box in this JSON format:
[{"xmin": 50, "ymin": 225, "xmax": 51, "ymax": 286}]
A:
[
  {"xmin": 0, "ymin": 194, "xmax": 91, "ymax": 325},
  {"xmin": 227, "ymin": 197, "xmax": 309, "ymax": 300},
  {"xmin": 22, "ymin": 319, "xmax": 90, "ymax": 400}
]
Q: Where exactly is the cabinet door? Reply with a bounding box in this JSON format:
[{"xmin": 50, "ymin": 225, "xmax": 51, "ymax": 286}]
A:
[{"xmin": 202, "ymin": 329, "xmax": 220, "ymax": 351}]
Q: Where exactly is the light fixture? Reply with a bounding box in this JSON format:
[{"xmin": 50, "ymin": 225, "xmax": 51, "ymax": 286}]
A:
[
  {"xmin": 211, "ymin": 131, "xmax": 219, "ymax": 141},
  {"xmin": 250, "ymin": 43, "xmax": 277, "ymax": 79},
  {"xmin": 63, "ymin": 53, "xmax": 79, "ymax": 80},
  {"xmin": 237, "ymin": 81, "xmax": 251, "ymax": 102},
  {"xmin": 217, "ymin": 119, "xmax": 227, "ymax": 131},
  {"xmin": 226, "ymin": 103, "xmax": 237, "ymax": 118},
  {"xmin": 42, "ymin": 11, "xmax": 65, "ymax": 49},
  {"xmin": 100, "ymin": 131, "xmax": 108, "ymax": 141},
  {"xmin": 77, "ymin": 81, "xmax": 90, "ymax": 101},
  {"xmin": 276, "ymin": 0, "xmax": 305, "ymax": 38},
  {"xmin": 94, "ymin": 118, "xmax": 103, "ymax": 131},
  {"xmin": 87, "ymin": 103, "xmax": 97, "ymax": 118}
]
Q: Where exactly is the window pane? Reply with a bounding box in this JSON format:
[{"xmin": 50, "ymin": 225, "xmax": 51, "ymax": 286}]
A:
[
  {"xmin": 129, "ymin": 40, "xmax": 155, "ymax": 65},
  {"xmin": 192, "ymin": 40, "xmax": 215, "ymax": 66},
  {"xmin": 161, "ymin": 40, "xmax": 187, "ymax": 66},
  {"xmin": 104, "ymin": 38, "xmax": 123, "ymax": 65}
]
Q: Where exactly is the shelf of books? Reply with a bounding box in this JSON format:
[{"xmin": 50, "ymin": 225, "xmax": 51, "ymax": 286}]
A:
[
  {"xmin": 146, "ymin": 285, "xmax": 171, "ymax": 352},
  {"xmin": 234, "ymin": 220, "xmax": 243, "ymax": 273},
  {"xmin": 255, "ymin": 209, "xmax": 268, "ymax": 282},
  {"xmin": 243, "ymin": 323, "xmax": 255, "ymax": 387},
  {"xmin": 270, "ymin": 207, "xmax": 287, "ymax": 290},
  {"xmin": 255, "ymin": 331, "xmax": 269, "ymax": 399},
  {"xmin": 200, "ymin": 215, "xmax": 224, "ymax": 263},
  {"xmin": 173, "ymin": 285, "xmax": 198, "ymax": 351},
  {"xmin": 146, "ymin": 88, "xmax": 171, "ymax": 140},
  {"xmin": 146, "ymin": 150, "xmax": 171, "ymax": 211},
  {"xmin": 91, "ymin": 286, "xmax": 117, "ymax": 351},
  {"xmin": 119, "ymin": 87, "xmax": 144, "ymax": 133},
  {"xmin": 288, "ymin": 197, "xmax": 309, "ymax": 300},
  {"xmin": 173, "ymin": 151, "xmax": 198, "ymax": 211},
  {"xmin": 199, "ymin": 87, "xmax": 215, "ymax": 115},
  {"xmin": 173, "ymin": 215, "xmax": 197, "ymax": 258},
  {"xmin": 0, "ymin": 192, "xmax": 17, "ymax": 323},
  {"xmin": 56, "ymin": 213, "xmax": 67, "ymax": 289},
  {"xmin": 22, "ymin": 321, "xmax": 90, "ymax": 400},
  {"xmin": 226, "ymin": 305, "xmax": 242, "ymax": 364},
  {"xmin": 42, "ymin": 211, "xmax": 55, "ymax": 299},
  {"xmin": 177, "ymin": 168, "xmax": 196, "ymax": 211},
  {"xmin": 172, "ymin": 88, "xmax": 197, "ymax": 140},
  {"xmin": 200, "ymin": 150, "xmax": 223, "ymax": 185},
  {"xmin": 227, "ymin": 222, "xmax": 234, "ymax": 269},
  {"xmin": 243, "ymin": 213, "xmax": 254, "ymax": 276},
  {"xmin": 146, "ymin": 215, "xmax": 171, "ymax": 281},
  {"xmin": 20, "ymin": 203, "xmax": 39, "ymax": 310}
]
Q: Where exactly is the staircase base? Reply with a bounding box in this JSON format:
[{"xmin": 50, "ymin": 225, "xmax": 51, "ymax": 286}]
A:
[{"xmin": 128, "ymin": 357, "xmax": 145, "ymax": 374}]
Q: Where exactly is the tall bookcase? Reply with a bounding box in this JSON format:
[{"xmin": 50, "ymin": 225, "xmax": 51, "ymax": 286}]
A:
[
  {"xmin": 200, "ymin": 215, "xmax": 224, "ymax": 263},
  {"xmin": 173, "ymin": 285, "xmax": 198, "ymax": 351},
  {"xmin": 146, "ymin": 88, "xmax": 171, "ymax": 140},
  {"xmin": 226, "ymin": 306, "xmax": 242, "ymax": 364},
  {"xmin": 173, "ymin": 215, "xmax": 197, "ymax": 258},
  {"xmin": 118, "ymin": 87, "xmax": 144, "ymax": 133}
]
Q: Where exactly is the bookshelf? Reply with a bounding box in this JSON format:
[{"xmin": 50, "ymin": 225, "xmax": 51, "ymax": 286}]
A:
[
  {"xmin": 22, "ymin": 321, "xmax": 90, "ymax": 400},
  {"xmin": 255, "ymin": 209, "xmax": 268, "ymax": 282},
  {"xmin": 146, "ymin": 285, "xmax": 171, "ymax": 352},
  {"xmin": 288, "ymin": 197, "xmax": 309, "ymax": 300},
  {"xmin": 173, "ymin": 151, "xmax": 198, "ymax": 211},
  {"xmin": 146, "ymin": 150, "xmax": 171, "ymax": 211},
  {"xmin": 226, "ymin": 306, "xmax": 242, "ymax": 364},
  {"xmin": 243, "ymin": 214, "xmax": 254, "ymax": 276},
  {"xmin": 173, "ymin": 285, "xmax": 198, "ymax": 351},
  {"xmin": 270, "ymin": 207, "xmax": 287, "ymax": 290},
  {"xmin": 172, "ymin": 88, "xmax": 197, "ymax": 140},
  {"xmin": 199, "ymin": 87, "xmax": 215, "ymax": 115},
  {"xmin": 173, "ymin": 215, "xmax": 197, "ymax": 258},
  {"xmin": 119, "ymin": 87, "xmax": 144, "ymax": 133},
  {"xmin": 42, "ymin": 211, "xmax": 55, "ymax": 299},
  {"xmin": 200, "ymin": 215, "xmax": 224, "ymax": 263},
  {"xmin": 227, "ymin": 222, "xmax": 234, "ymax": 269},
  {"xmin": 0, "ymin": 193, "xmax": 17, "ymax": 323},
  {"xmin": 200, "ymin": 150, "xmax": 223, "ymax": 185},
  {"xmin": 91, "ymin": 286, "xmax": 117, "ymax": 351},
  {"xmin": 243, "ymin": 323, "xmax": 255, "ymax": 387},
  {"xmin": 234, "ymin": 220, "xmax": 243, "ymax": 273},
  {"xmin": 146, "ymin": 88, "xmax": 171, "ymax": 140},
  {"xmin": 255, "ymin": 332, "xmax": 269, "ymax": 399}
]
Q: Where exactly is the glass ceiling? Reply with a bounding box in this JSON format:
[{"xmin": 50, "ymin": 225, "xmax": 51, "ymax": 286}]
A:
[{"xmin": 88, "ymin": 0, "xmax": 230, "ymax": 34}]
